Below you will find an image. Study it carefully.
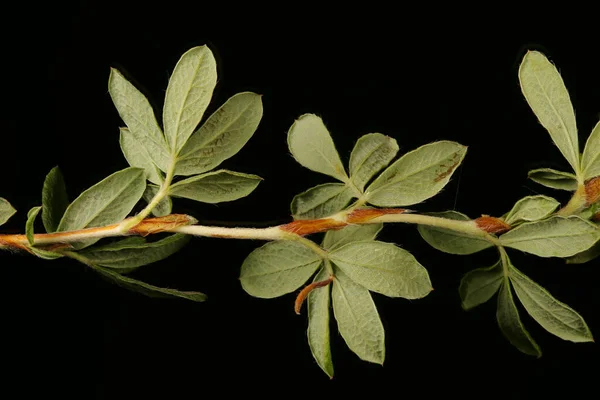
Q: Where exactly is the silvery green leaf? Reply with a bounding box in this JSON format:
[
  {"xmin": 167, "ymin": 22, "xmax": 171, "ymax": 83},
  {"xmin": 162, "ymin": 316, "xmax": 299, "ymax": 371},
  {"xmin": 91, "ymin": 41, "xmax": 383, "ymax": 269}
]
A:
[
  {"xmin": 365, "ymin": 141, "xmax": 467, "ymax": 207},
  {"xmin": 30, "ymin": 247, "xmax": 63, "ymax": 260},
  {"xmin": 57, "ymin": 168, "xmax": 146, "ymax": 234},
  {"xmin": 108, "ymin": 68, "xmax": 170, "ymax": 171},
  {"xmin": 163, "ymin": 46, "xmax": 217, "ymax": 153},
  {"xmin": 332, "ymin": 268, "xmax": 385, "ymax": 365},
  {"xmin": 307, "ymin": 268, "xmax": 334, "ymax": 378},
  {"xmin": 322, "ymin": 223, "xmax": 383, "ymax": 251},
  {"xmin": 576, "ymin": 201, "xmax": 600, "ymax": 221},
  {"xmin": 499, "ymin": 216, "xmax": 600, "ymax": 257},
  {"xmin": 497, "ymin": 280, "xmax": 542, "ymax": 357},
  {"xmin": 349, "ymin": 133, "xmax": 399, "ymax": 191},
  {"xmin": 509, "ymin": 265, "xmax": 593, "ymax": 343},
  {"xmin": 80, "ymin": 234, "xmax": 190, "ymax": 273},
  {"xmin": 417, "ymin": 211, "xmax": 492, "ymax": 255},
  {"xmin": 330, "ymin": 240, "xmax": 432, "ymax": 299},
  {"xmin": 0, "ymin": 197, "xmax": 16, "ymax": 227},
  {"xmin": 100, "ymin": 236, "xmax": 147, "ymax": 247},
  {"xmin": 290, "ymin": 183, "xmax": 354, "ymax": 220},
  {"xmin": 41, "ymin": 166, "xmax": 68, "ymax": 233},
  {"xmin": 93, "ymin": 265, "xmax": 206, "ymax": 302},
  {"xmin": 287, "ymin": 114, "xmax": 348, "ymax": 181},
  {"xmin": 459, "ymin": 261, "xmax": 503, "ymax": 310},
  {"xmin": 528, "ymin": 168, "xmax": 579, "ymax": 191},
  {"xmin": 174, "ymin": 92, "xmax": 263, "ymax": 176},
  {"xmin": 25, "ymin": 206, "xmax": 41, "ymax": 245},
  {"xmin": 519, "ymin": 51, "xmax": 580, "ymax": 174},
  {"xmin": 169, "ymin": 170, "xmax": 261, "ymax": 204},
  {"xmin": 120, "ymin": 128, "xmax": 164, "ymax": 185},
  {"xmin": 240, "ymin": 241, "xmax": 322, "ymax": 298},
  {"xmin": 504, "ymin": 195, "xmax": 560, "ymax": 225},
  {"xmin": 143, "ymin": 184, "xmax": 172, "ymax": 217},
  {"xmin": 566, "ymin": 241, "xmax": 600, "ymax": 264},
  {"xmin": 581, "ymin": 120, "xmax": 600, "ymax": 180}
]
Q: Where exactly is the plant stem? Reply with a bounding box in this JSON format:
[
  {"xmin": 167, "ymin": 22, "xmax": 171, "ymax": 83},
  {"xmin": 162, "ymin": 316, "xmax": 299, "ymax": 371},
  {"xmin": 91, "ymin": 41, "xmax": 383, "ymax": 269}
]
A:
[
  {"xmin": 0, "ymin": 209, "xmax": 500, "ymax": 251},
  {"xmin": 557, "ymin": 184, "xmax": 587, "ymax": 216},
  {"xmin": 119, "ymin": 163, "xmax": 176, "ymax": 232},
  {"xmin": 174, "ymin": 225, "xmax": 284, "ymax": 241},
  {"xmin": 497, "ymin": 245, "xmax": 510, "ymax": 277},
  {"xmin": 372, "ymin": 213, "xmax": 486, "ymax": 237}
]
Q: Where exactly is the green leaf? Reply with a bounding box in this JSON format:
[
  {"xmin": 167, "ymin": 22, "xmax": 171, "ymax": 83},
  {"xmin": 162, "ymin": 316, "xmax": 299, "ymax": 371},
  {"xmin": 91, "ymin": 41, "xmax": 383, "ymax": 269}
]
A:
[
  {"xmin": 80, "ymin": 234, "xmax": 190, "ymax": 274},
  {"xmin": 25, "ymin": 206, "xmax": 41, "ymax": 245},
  {"xmin": 0, "ymin": 197, "xmax": 16, "ymax": 226},
  {"xmin": 497, "ymin": 280, "xmax": 542, "ymax": 357},
  {"xmin": 307, "ymin": 268, "xmax": 334, "ymax": 379},
  {"xmin": 174, "ymin": 92, "xmax": 263, "ymax": 176},
  {"xmin": 365, "ymin": 141, "xmax": 467, "ymax": 207},
  {"xmin": 528, "ymin": 168, "xmax": 579, "ymax": 191},
  {"xmin": 163, "ymin": 46, "xmax": 217, "ymax": 153},
  {"xmin": 143, "ymin": 184, "xmax": 172, "ymax": 217},
  {"xmin": 290, "ymin": 183, "xmax": 354, "ymax": 220},
  {"xmin": 581, "ymin": 120, "xmax": 600, "ymax": 180},
  {"xmin": 417, "ymin": 211, "xmax": 492, "ymax": 255},
  {"xmin": 287, "ymin": 114, "xmax": 347, "ymax": 181},
  {"xmin": 92, "ymin": 265, "xmax": 206, "ymax": 302},
  {"xmin": 57, "ymin": 167, "xmax": 146, "ymax": 235},
  {"xmin": 519, "ymin": 51, "xmax": 580, "ymax": 174},
  {"xmin": 240, "ymin": 241, "xmax": 322, "ymax": 298},
  {"xmin": 499, "ymin": 216, "xmax": 600, "ymax": 257},
  {"xmin": 41, "ymin": 166, "xmax": 69, "ymax": 233},
  {"xmin": 509, "ymin": 266, "xmax": 593, "ymax": 343},
  {"xmin": 349, "ymin": 133, "xmax": 399, "ymax": 191},
  {"xmin": 330, "ymin": 241, "xmax": 432, "ymax": 299},
  {"xmin": 99, "ymin": 236, "xmax": 147, "ymax": 247},
  {"xmin": 108, "ymin": 68, "xmax": 170, "ymax": 171},
  {"xmin": 566, "ymin": 241, "xmax": 600, "ymax": 264},
  {"xmin": 576, "ymin": 201, "xmax": 600, "ymax": 221},
  {"xmin": 504, "ymin": 195, "xmax": 560, "ymax": 225},
  {"xmin": 169, "ymin": 170, "xmax": 261, "ymax": 204},
  {"xmin": 332, "ymin": 268, "xmax": 385, "ymax": 365},
  {"xmin": 29, "ymin": 247, "xmax": 64, "ymax": 260},
  {"xmin": 322, "ymin": 223, "xmax": 383, "ymax": 251},
  {"xmin": 459, "ymin": 261, "xmax": 503, "ymax": 310},
  {"xmin": 120, "ymin": 128, "xmax": 164, "ymax": 185}
]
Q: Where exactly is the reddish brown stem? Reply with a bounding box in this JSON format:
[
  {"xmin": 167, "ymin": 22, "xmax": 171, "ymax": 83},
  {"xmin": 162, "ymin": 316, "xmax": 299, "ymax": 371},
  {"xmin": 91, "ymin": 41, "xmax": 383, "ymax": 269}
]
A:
[{"xmin": 294, "ymin": 276, "xmax": 334, "ymax": 315}]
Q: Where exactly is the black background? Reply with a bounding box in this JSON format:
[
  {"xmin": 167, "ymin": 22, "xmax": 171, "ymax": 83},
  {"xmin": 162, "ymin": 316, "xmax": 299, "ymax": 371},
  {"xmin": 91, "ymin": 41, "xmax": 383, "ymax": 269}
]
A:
[{"xmin": 1, "ymin": 3, "xmax": 599, "ymax": 398}]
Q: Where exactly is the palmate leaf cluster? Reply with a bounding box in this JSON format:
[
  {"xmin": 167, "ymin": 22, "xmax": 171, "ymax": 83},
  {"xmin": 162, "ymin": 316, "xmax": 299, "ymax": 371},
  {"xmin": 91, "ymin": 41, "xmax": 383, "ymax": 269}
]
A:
[
  {"xmin": 239, "ymin": 51, "xmax": 599, "ymax": 377},
  {"xmin": 0, "ymin": 46, "xmax": 265, "ymax": 301},
  {"xmin": 0, "ymin": 47, "xmax": 598, "ymax": 379},
  {"xmin": 242, "ymin": 113, "xmax": 466, "ymax": 375},
  {"xmin": 419, "ymin": 50, "xmax": 599, "ymax": 359}
]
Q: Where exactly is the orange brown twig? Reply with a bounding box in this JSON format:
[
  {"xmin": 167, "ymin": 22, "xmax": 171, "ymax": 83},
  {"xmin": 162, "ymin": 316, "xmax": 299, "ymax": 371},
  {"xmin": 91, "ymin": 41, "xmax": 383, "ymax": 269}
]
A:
[
  {"xmin": 294, "ymin": 276, "xmax": 334, "ymax": 315},
  {"xmin": 585, "ymin": 176, "xmax": 600, "ymax": 205},
  {"xmin": 280, "ymin": 218, "xmax": 347, "ymax": 236},
  {"xmin": 474, "ymin": 216, "xmax": 511, "ymax": 234},
  {"xmin": 346, "ymin": 208, "xmax": 407, "ymax": 223},
  {"xmin": 128, "ymin": 214, "xmax": 198, "ymax": 236}
]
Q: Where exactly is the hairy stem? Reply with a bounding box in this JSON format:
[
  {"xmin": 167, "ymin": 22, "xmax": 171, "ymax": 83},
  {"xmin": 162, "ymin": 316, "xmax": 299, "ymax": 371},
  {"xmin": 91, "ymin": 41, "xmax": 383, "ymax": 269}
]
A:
[
  {"xmin": 0, "ymin": 208, "xmax": 501, "ymax": 252},
  {"xmin": 557, "ymin": 184, "xmax": 587, "ymax": 216},
  {"xmin": 119, "ymin": 162, "xmax": 177, "ymax": 231}
]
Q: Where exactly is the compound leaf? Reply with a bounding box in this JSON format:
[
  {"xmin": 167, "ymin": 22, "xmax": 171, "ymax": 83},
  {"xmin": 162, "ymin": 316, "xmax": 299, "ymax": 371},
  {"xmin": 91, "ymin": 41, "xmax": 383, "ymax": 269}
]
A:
[
  {"xmin": 169, "ymin": 170, "xmax": 261, "ymax": 204},
  {"xmin": 332, "ymin": 268, "xmax": 385, "ymax": 365},
  {"xmin": 330, "ymin": 240, "xmax": 432, "ymax": 299},
  {"xmin": 287, "ymin": 114, "xmax": 347, "ymax": 181},
  {"xmin": 519, "ymin": 51, "xmax": 579, "ymax": 174},
  {"xmin": 240, "ymin": 241, "xmax": 322, "ymax": 298},
  {"xmin": 290, "ymin": 183, "xmax": 354, "ymax": 220},
  {"xmin": 365, "ymin": 141, "xmax": 466, "ymax": 207}
]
